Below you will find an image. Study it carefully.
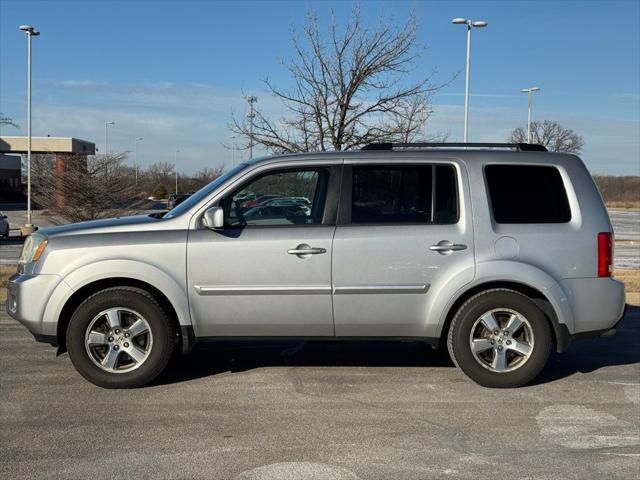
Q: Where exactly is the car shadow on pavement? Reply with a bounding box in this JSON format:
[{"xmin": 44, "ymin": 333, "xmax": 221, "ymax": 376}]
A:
[
  {"xmin": 153, "ymin": 305, "xmax": 640, "ymax": 387},
  {"xmin": 533, "ymin": 304, "xmax": 640, "ymax": 385},
  {"xmin": 155, "ymin": 340, "xmax": 454, "ymax": 386}
]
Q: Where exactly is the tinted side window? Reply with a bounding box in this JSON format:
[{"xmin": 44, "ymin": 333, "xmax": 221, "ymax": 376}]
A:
[
  {"xmin": 434, "ymin": 165, "xmax": 458, "ymax": 224},
  {"xmin": 351, "ymin": 165, "xmax": 458, "ymax": 224},
  {"xmin": 223, "ymin": 169, "xmax": 329, "ymax": 226},
  {"xmin": 485, "ymin": 165, "xmax": 571, "ymax": 223}
]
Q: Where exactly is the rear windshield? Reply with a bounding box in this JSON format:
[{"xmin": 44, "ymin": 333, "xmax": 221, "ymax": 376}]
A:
[{"xmin": 485, "ymin": 165, "xmax": 571, "ymax": 224}]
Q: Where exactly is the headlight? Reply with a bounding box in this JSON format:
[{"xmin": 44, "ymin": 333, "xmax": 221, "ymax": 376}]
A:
[{"xmin": 18, "ymin": 232, "xmax": 48, "ymax": 273}]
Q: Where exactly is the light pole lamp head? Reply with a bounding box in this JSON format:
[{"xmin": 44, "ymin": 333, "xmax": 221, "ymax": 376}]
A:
[
  {"xmin": 452, "ymin": 18, "xmax": 487, "ymax": 28},
  {"xmin": 136, "ymin": 137, "xmax": 143, "ymax": 141},
  {"xmin": 19, "ymin": 25, "xmax": 40, "ymax": 35},
  {"xmin": 521, "ymin": 87, "xmax": 541, "ymax": 93}
]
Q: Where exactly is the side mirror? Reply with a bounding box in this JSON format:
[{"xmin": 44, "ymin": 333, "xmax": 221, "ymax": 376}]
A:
[{"xmin": 202, "ymin": 206, "xmax": 224, "ymax": 230}]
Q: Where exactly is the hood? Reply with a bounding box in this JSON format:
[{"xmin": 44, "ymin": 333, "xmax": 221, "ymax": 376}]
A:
[{"xmin": 39, "ymin": 214, "xmax": 162, "ymax": 237}]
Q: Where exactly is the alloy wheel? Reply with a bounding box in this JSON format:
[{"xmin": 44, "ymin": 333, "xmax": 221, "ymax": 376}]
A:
[{"xmin": 84, "ymin": 308, "xmax": 153, "ymax": 373}]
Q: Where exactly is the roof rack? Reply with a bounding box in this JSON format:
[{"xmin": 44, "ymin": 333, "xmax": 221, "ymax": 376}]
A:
[{"xmin": 361, "ymin": 142, "xmax": 548, "ymax": 152}]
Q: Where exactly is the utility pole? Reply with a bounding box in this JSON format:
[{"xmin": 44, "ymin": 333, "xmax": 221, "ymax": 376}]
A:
[
  {"xmin": 231, "ymin": 135, "xmax": 237, "ymax": 165},
  {"xmin": 245, "ymin": 95, "xmax": 257, "ymax": 159},
  {"xmin": 452, "ymin": 18, "xmax": 488, "ymax": 142},
  {"xmin": 521, "ymin": 87, "xmax": 541, "ymax": 143},
  {"xmin": 134, "ymin": 137, "xmax": 143, "ymax": 186},
  {"xmin": 105, "ymin": 121, "xmax": 115, "ymax": 156},
  {"xmin": 174, "ymin": 149, "xmax": 179, "ymax": 194},
  {"xmin": 19, "ymin": 24, "xmax": 40, "ymax": 229}
]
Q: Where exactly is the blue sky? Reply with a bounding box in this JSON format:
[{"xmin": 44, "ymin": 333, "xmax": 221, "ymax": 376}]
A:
[{"xmin": 1, "ymin": 0, "xmax": 638, "ymax": 174}]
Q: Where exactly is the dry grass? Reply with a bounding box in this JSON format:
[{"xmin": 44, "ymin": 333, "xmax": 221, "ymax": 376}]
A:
[
  {"xmin": 606, "ymin": 201, "xmax": 640, "ymax": 210},
  {"xmin": 594, "ymin": 175, "xmax": 640, "ymax": 208},
  {"xmin": 615, "ymin": 268, "xmax": 640, "ymax": 305}
]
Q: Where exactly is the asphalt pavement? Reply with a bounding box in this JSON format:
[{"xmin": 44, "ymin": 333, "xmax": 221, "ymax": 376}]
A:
[{"xmin": 1, "ymin": 307, "xmax": 638, "ymax": 480}]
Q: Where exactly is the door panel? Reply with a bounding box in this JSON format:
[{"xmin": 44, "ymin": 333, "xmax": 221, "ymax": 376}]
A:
[
  {"xmin": 187, "ymin": 164, "xmax": 340, "ymax": 337},
  {"xmin": 188, "ymin": 227, "xmax": 335, "ymax": 336},
  {"xmin": 332, "ymin": 162, "xmax": 474, "ymax": 337},
  {"xmin": 332, "ymin": 224, "xmax": 473, "ymax": 336}
]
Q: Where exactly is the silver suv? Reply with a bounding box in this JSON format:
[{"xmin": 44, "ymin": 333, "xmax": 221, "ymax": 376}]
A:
[{"xmin": 6, "ymin": 143, "xmax": 625, "ymax": 388}]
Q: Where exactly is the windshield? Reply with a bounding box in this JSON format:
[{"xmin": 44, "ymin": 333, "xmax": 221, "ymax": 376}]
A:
[{"xmin": 163, "ymin": 163, "xmax": 249, "ymax": 219}]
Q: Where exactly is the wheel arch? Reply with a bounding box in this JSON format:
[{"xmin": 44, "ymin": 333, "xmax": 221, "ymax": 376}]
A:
[
  {"xmin": 438, "ymin": 279, "xmax": 571, "ymax": 353},
  {"xmin": 55, "ymin": 277, "xmax": 185, "ymax": 355}
]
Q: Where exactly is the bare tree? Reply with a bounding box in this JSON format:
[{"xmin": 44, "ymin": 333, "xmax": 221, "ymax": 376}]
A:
[
  {"xmin": 0, "ymin": 113, "xmax": 19, "ymax": 130},
  {"xmin": 31, "ymin": 153, "xmax": 137, "ymax": 223},
  {"xmin": 509, "ymin": 120, "xmax": 584, "ymax": 153},
  {"xmin": 182, "ymin": 166, "xmax": 226, "ymax": 192},
  {"xmin": 230, "ymin": 8, "xmax": 447, "ymax": 153},
  {"xmin": 145, "ymin": 161, "xmax": 175, "ymax": 185},
  {"xmin": 138, "ymin": 161, "xmax": 176, "ymax": 198}
]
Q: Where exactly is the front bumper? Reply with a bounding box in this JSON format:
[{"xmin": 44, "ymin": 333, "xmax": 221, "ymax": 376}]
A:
[{"xmin": 6, "ymin": 272, "xmax": 68, "ymax": 344}]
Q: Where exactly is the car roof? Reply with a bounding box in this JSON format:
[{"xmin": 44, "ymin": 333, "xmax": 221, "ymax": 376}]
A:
[{"xmin": 243, "ymin": 148, "xmax": 575, "ymax": 167}]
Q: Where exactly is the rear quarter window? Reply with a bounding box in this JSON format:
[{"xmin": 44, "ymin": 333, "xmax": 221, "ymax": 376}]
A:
[{"xmin": 485, "ymin": 165, "xmax": 571, "ymax": 224}]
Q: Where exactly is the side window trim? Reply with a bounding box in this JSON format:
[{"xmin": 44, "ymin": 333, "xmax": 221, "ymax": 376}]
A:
[
  {"xmin": 337, "ymin": 163, "xmax": 459, "ymax": 226},
  {"xmin": 430, "ymin": 165, "xmax": 437, "ymax": 223},
  {"xmin": 337, "ymin": 165, "xmax": 352, "ymax": 225}
]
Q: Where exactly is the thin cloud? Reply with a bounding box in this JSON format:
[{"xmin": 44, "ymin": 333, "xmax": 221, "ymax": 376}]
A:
[{"xmin": 51, "ymin": 79, "xmax": 111, "ymax": 88}]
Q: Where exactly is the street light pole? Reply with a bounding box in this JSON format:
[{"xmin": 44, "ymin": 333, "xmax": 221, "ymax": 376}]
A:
[
  {"xmin": 231, "ymin": 135, "xmax": 237, "ymax": 165},
  {"xmin": 104, "ymin": 121, "xmax": 115, "ymax": 156},
  {"xmin": 452, "ymin": 18, "xmax": 487, "ymax": 143},
  {"xmin": 134, "ymin": 137, "xmax": 143, "ymax": 186},
  {"xmin": 19, "ymin": 24, "xmax": 40, "ymax": 228},
  {"xmin": 520, "ymin": 87, "xmax": 540, "ymax": 143},
  {"xmin": 174, "ymin": 150, "xmax": 179, "ymax": 194},
  {"xmin": 245, "ymin": 95, "xmax": 257, "ymax": 159}
]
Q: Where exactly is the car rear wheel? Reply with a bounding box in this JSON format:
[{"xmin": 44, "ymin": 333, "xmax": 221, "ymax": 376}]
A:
[
  {"xmin": 66, "ymin": 287, "xmax": 174, "ymax": 388},
  {"xmin": 447, "ymin": 288, "xmax": 552, "ymax": 388}
]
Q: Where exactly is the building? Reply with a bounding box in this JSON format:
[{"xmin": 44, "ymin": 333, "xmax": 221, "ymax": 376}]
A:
[
  {"xmin": 0, "ymin": 136, "xmax": 96, "ymax": 206},
  {"xmin": 0, "ymin": 154, "xmax": 21, "ymax": 194}
]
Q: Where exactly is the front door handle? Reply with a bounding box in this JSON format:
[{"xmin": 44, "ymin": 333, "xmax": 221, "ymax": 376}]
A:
[
  {"xmin": 288, "ymin": 244, "xmax": 327, "ymax": 257},
  {"xmin": 429, "ymin": 241, "xmax": 467, "ymax": 254}
]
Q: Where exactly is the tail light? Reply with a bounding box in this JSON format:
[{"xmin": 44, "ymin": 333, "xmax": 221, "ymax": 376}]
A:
[{"xmin": 597, "ymin": 232, "xmax": 613, "ymax": 277}]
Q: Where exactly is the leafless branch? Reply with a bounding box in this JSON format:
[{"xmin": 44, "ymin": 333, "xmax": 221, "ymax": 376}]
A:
[
  {"xmin": 229, "ymin": 8, "xmax": 450, "ymax": 153},
  {"xmin": 509, "ymin": 120, "xmax": 584, "ymax": 153}
]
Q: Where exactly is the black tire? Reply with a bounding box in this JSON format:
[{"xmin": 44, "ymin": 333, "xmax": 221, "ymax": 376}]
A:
[
  {"xmin": 66, "ymin": 287, "xmax": 175, "ymax": 388},
  {"xmin": 447, "ymin": 288, "xmax": 552, "ymax": 388}
]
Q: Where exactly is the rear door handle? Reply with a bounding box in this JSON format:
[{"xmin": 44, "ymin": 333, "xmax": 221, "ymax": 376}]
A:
[
  {"xmin": 429, "ymin": 241, "xmax": 467, "ymax": 253},
  {"xmin": 288, "ymin": 244, "xmax": 326, "ymax": 257}
]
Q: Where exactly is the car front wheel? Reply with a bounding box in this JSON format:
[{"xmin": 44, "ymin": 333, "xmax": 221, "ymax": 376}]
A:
[{"xmin": 66, "ymin": 287, "xmax": 174, "ymax": 388}]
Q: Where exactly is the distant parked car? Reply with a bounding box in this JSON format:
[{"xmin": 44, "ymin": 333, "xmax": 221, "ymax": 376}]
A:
[
  {"xmin": 240, "ymin": 194, "xmax": 280, "ymax": 208},
  {"xmin": 168, "ymin": 193, "xmax": 192, "ymax": 210},
  {"xmin": 235, "ymin": 192, "xmax": 256, "ymax": 203},
  {"xmin": 263, "ymin": 197, "xmax": 311, "ymax": 208},
  {"xmin": 0, "ymin": 212, "xmax": 8, "ymax": 238},
  {"xmin": 243, "ymin": 203, "xmax": 312, "ymax": 223}
]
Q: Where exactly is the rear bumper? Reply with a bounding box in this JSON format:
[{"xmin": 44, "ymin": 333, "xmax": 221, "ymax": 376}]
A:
[
  {"xmin": 557, "ymin": 302, "xmax": 628, "ymax": 352},
  {"xmin": 560, "ymin": 277, "xmax": 626, "ymax": 333}
]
